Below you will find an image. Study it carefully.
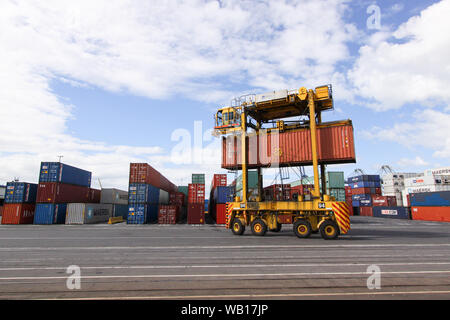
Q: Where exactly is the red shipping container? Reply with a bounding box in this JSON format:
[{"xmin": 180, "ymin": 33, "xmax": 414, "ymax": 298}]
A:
[
  {"xmin": 375, "ymin": 188, "xmax": 381, "ymax": 195},
  {"xmin": 1, "ymin": 203, "xmax": 35, "ymax": 224},
  {"xmin": 372, "ymin": 195, "xmax": 387, "ymax": 207},
  {"xmin": 0, "ymin": 205, "xmax": 3, "ymax": 216},
  {"xmin": 211, "ymin": 174, "xmax": 227, "ymax": 189},
  {"xmin": 290, "ymin": 185, "xmax": 314, "ymax": 196},
  {"xmin": 215, "ymin": 204, "xmax": 227, "ymax": 224},
  {"xmin": 188, "ymin": 184, "xmax": 205, "ymax": 203},
  {"xmin": 264, "ymin": 184, "xmax": 291, "ymax": 200},
  {"xmin": 351, "ymin": 187, "xmax": 373, "ymax": 195},
  {"xmin": 411, "ymin": 206, "xmax": 450, "ymax": 223},
  {"xmin": 88, "ymin": 188, "xmax": 101, "ymax": 203},
  {"xmin": 129, "ymin": 163, "xmax": 177, "ymax": 193},
  {"xmin": 222, "ymin": 122, "xmax": 355, "ymax": 169},
  {"xmin": 169, "ymin": 192, "xmax": 185, "ymax": 206},
  {"xmin": 359, "ymin": 207, "xmax": 373, "ymax": 217},
  {"xmin": 187, "ymin": 203, "xmax": 204, "ymax": 224},
  {"xmin": 345, "ymin": 186, "xmax": 352, "ymax": 196},
  {"xmin": 386, "ymin": 196, "xmax": 397, "ymax": 207},
  {"xmin": 36, "ymin": 182, "xmax": 90, "ymax": 203},
  {"xmin": 158, "ymin": 205, "xmax": 180, "ymax": 224}
]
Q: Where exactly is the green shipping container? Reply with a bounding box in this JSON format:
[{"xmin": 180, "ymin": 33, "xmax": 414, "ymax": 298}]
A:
[
  {"xmin": 328, "ymin": 188, "xmax": 346, "ymax": 201},
  {"xmin": 192, "ymin": 174, "xmax": 205, "ymax": 184},
  {"xmin": 326, "ymin": 172, "xmax": 345, "ymax": 189},
  {"xmin": 235, "ymin": 170, "xmax": 258, "ymax": 191}
]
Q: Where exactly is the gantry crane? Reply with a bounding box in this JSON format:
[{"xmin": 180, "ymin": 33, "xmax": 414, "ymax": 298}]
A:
[{"xmin": 213, "ymin": 85, "xmax": 352, "ymax": 240}]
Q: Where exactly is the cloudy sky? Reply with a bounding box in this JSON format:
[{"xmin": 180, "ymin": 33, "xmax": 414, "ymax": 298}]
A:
[{"xmin": 0, "ymin": 0, "xmax": 448, "ymax": 191}]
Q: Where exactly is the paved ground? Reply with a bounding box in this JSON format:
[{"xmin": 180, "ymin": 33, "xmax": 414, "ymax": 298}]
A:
[{"xmin": 0, "ymin": 216, "xmax": 449, "ymax": 300}]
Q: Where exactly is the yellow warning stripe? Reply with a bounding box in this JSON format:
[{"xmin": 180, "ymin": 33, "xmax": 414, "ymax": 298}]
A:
[{"xmin": 332, "ymin": 202, "xmax": 351, "ymax": 234}]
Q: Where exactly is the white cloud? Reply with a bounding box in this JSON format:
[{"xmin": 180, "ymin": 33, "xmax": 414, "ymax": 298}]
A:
[
  {"xmin": 363, "ymin": 108, "xmax": 450, "ymax": 159},
  {"xmin": 349, "ymin": 0, "xmax": 450, "ymax": 110},
  {"xmin": 396, "ymin": 156, "xmax": 429, "ymax": 169},
  {"xmin": 0, "ymin": 0, "xmax": 357, "ymax": 188}
]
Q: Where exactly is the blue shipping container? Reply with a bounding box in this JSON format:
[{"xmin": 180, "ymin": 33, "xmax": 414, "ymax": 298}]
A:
[
  {"xmin": 347, "ymin": 175, "xmax": 380, "ymax": 184},
  {"xmin": 410, "ymin": 191, "xmax": 450, "ymax": 207},
  {"xmin": 352, "ymin": 200, "xmax": 360, "ymax": 207},
  {"xmin": 352, "ymin": 194, "xmax": 372, "ymax": 201},
  {"xmin": 39, "ymin": 162, "xmax": 91, "ymax": 187},
  {"xmin": 112, "ymin": 204, "xmax": 129, "ymax": 218},
  {"xmin": 128, "ymin": 183, "xmax": 160, "ymax": 204},
  {"xmin": 350, "ymin": 181, "xmax": 378, "ymax": 189},
  {"xmin": 34, "ymin": 203, "xmax": 67, "ymax": 224},
  {"xmin": 359, "ymin": 198, "xmax": 372, "ymax": 207},
  {"xmin": 127, "ymin": 203, "xmax": 158, "ymax": 224},
  {"xmin": 213, "ymin": 186, "xmax": 233, "ymax": 204},
  {"xmin": 5, "ymin": 182, "xmax": 38, "ymax": 204},
  {"xmin": 372, "ymin": 206, "xmax": 410, "ymax": 219}
]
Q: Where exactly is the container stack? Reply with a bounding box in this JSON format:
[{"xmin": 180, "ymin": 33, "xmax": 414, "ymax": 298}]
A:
[
  {"xmin": 34, "ymin": 162, "xmax": 94, "ymax": 225},
  {"xmin": 128, "ymin": 163, "xmax": 174, "ymax": 224},
  {"xmin": 2, "ymin": 182, "xmax": 38, "ymax": 225},
  {"xmin": 381, "ymin": 172, "xmax": 422, "ymax": 207},
  {"xmin": 233, "ymin": 170, "xmax": 258, "ymax": 201},
  {"xmin": 158, "ymin": 191, "xmax": 186, "ymax": 224},
  {"xmin": 403, "ymin": 175, "xmax": 450, "ymax": 207},
  {"xmin": 65, "ymin": 188, "xmax": 128, "ymax": 224},
  {"xmin": 263, "ymin": 184, "xmax": 291, "ymax": 200},
  {"xmin": 326, "ymin": 172, "xmax": 345, "ymax": 202},
  {"xmin": 210, "ymin": 184, "xmax": 233, "ymax": 225},
  {"xmin": 187, "ymin": 174, "xmax": 205, "ymax": 224},
  {"xmin": 410, "ymin": 191, "xmax": 450, "ymax": 222},
  {"xmin": 347, "ymin": 175, "xmax": 382, "ymax": 217}
]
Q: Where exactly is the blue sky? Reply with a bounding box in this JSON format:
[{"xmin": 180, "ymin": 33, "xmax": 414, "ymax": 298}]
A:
[{"xmin": 0, "ymin": 0, "xmax": 449, "ymax": 191}]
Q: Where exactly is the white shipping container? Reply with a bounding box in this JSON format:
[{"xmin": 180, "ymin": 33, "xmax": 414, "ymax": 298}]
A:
[
  {"xmin": 0, "ymin": 186, "xmax": 5, "ymax": 199},
  {"xmin": 404, "ymin": 175, "xmax": 450, "ymax": 188},
  {"xmin": 66, "ymin": 203, "xmax": 113, "ymax": 225},
  {"xmin": 402, "ymin": 189, "xmax": 409, "ymax": 207},
  {"xmin": 405, "ymin": 184, "xmax": 450, "ymax": 194},
  {"xmin": 255, "ymin": 90, "xmax": 288, "ymax": 103},
  {"xmin": 424, "ymin": 166, "xmax": 450, "ymax": 176},
  {"xmin": 382, "ymin": 185, "xmax": 404, "ymax": 194}
]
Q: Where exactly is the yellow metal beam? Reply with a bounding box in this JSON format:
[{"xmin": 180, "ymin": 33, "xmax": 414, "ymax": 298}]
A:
[{"xmin": 308, "ymin": 90, "xmax": 320, "ymax": 199}]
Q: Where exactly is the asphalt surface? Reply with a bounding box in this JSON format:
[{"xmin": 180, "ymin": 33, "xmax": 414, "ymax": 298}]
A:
[{"xmin": 0, "ymin": 216, "xmax": 449, "ymax": 300}]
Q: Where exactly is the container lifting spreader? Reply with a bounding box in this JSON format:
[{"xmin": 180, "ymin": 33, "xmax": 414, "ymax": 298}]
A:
[{"xmin": 213, "ymin": 85, "xmax": 352, "ymax": 240}]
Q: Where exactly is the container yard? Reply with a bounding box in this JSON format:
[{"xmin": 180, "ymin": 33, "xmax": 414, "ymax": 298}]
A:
[{"xmin": 0, "ymin": 84, "xmax": 449, "ymax": 302}]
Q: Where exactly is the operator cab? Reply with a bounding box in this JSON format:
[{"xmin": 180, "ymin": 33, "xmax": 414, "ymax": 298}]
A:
[{"xmin": 214, "ymin": 107, "xmax": 240, "ymax": 129}]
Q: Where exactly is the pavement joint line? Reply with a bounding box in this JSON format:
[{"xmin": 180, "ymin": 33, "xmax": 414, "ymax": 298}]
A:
[
  {"xmin": 1, "ymin": 270, "xmax": 450, "ymax": 280},
  {"xmin": 0, "ymin": 243, "xmax": 450, "ymax": 251},
  {"xmin": 2, "ymin": 261, "xmax": 450, "ymax": 271},
  {"xmin": 40, "ymin": 290, "xmax": 450, "ymax": 300}
]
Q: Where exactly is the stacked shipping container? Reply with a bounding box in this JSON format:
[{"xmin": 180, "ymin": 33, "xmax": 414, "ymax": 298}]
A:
[
  {"xmin": 410, "ymin": 191, "xmax": 450, "ymax": 222},
  {"xmin": 187, "ymin": 174, "xmax": 206, "ymax": 224},
  {"xmin": 2, "ymin": 182, "xmax": 38, "ymax": 224},
  {"xmin": 34, "ymin": 162, "xmax": 95, "ymax": 224}
]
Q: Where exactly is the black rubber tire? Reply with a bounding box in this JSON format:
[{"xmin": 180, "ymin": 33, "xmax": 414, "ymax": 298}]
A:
[
  {"xmin": 319, "ymin": 220, "xmax": 339, "ymax": 240},
  {"xmin": 251, "ymin": 218, "xmax": 267, "ymax": 236},
  {"xmin": 231, "ymin": 218, "xmax": 245, "ymax": 235},
  {"xmin": 270, "ymin": 222, "xmax": 282, "ymax": 232},
  {"xmin": 293, "ymin": 219, "xmax": 312, "ymax": 238}
]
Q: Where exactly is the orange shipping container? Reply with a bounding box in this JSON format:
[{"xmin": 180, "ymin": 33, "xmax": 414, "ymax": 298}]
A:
[
  {"xmin": 1, "ymin": 203, "xmax": 35, "ymax": 224},
  {"xmin": 411, "ymin": 207, "xmax": 450, "ymax": 223},
  {"xmin": 222, "ymin": 122, "xmax": 355, "ymax": 169}
]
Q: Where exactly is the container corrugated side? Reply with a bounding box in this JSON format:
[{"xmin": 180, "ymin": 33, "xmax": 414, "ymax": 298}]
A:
[
  {"xmin": 39, "ymin": 162, "xmax": 91, "ymax": 187},
  {"xmin": 326, "ymin": 172, "xmax": 345, "ymax": 189},
  {"xmin": 100, "ymin": 188, "xmax": 128, "ymax": 205},
  {"xmin": 410, "ymin": 191, "xmax": 450, "ymax": 207},
  {"xmin": 34, "ymin": 203, "xmax": 67, "ymax": 224},
  {"xmin": 66, "ymin": 203, "xmax": 113, "ymax": 224},
  {"xmin": 222, "ymin": 122, "xmax": 355, "ymax": 169},
  {"xmin": 36, "ymin": 182, "xmax": 90, "ymax": 203},
  {"xmin": 127, "ymin": 203, "xmax": 158, "ymax": 224},
  {"xmin": 1, "ymin": 204, "xmax": 35, "ymax": 224},
  {"xmin": 128, "ymin": 183, "xmax": 160, "ymax": 204},
  {"xmin": 372, "ymin": 207, "xmax": 410, "ymax": 219},
  {"xmin": 411, "ymin": 206, "xmax": 450, "ymax": 222},
  {"xmin": 187, "ymin": 203, "xmax": 204, "ymax": 224},
  {"xmin": 214, "ymin": 204, "xmax": 227, "ymax": 224},
  {"xmin": 213, "ymin": 186, "xmax": 233, "ymax": 204},
  {"xmin": 129, "ymin": 163, "xmax": 177, "ymax": 193},
  {"xmin": 4, "ymin": 182, "xmax": 38, "ymax": 204}
]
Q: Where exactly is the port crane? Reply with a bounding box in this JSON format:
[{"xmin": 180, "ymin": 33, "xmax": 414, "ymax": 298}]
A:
[{"xmin": 213, "ymin": 85, "xmax": 352, "ymax": 240}]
